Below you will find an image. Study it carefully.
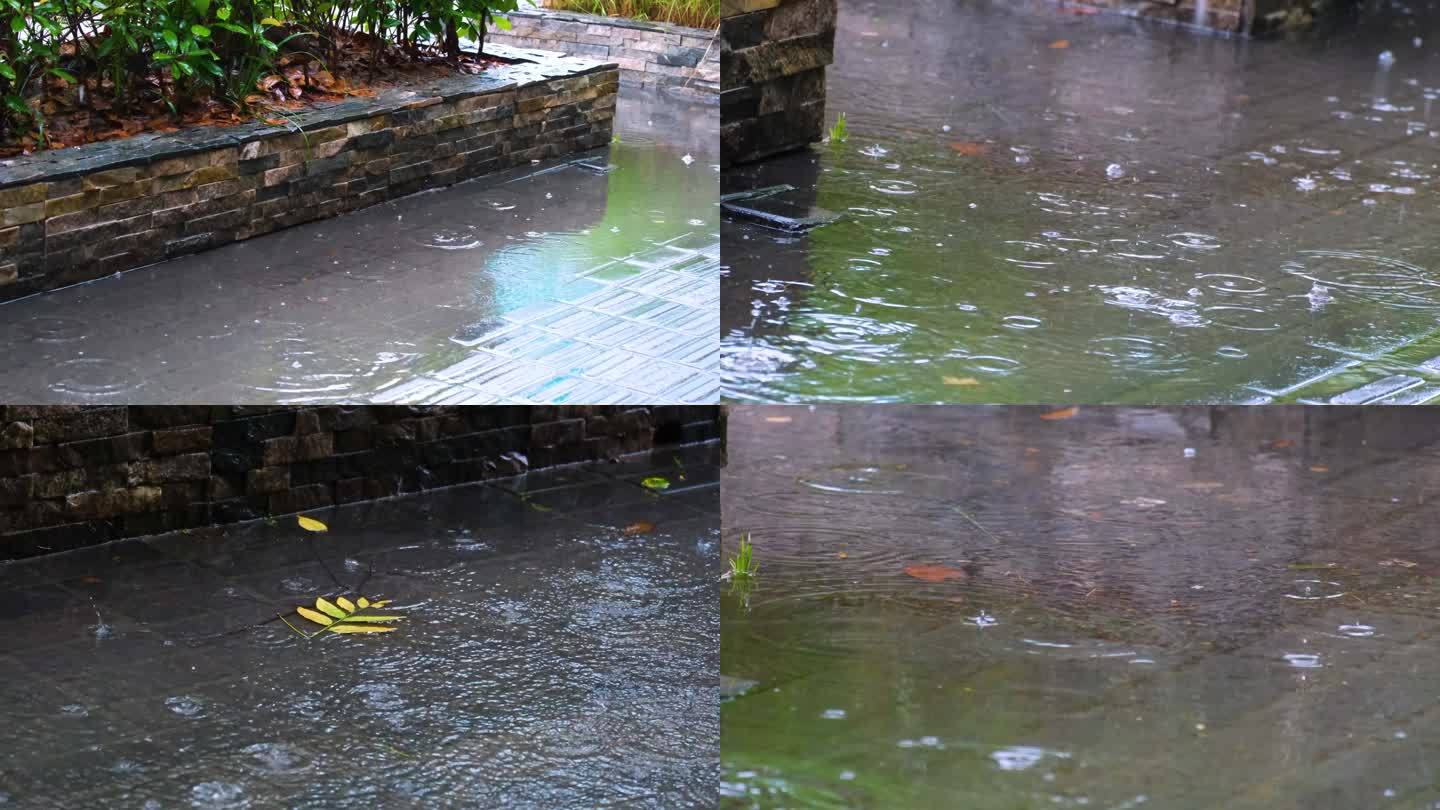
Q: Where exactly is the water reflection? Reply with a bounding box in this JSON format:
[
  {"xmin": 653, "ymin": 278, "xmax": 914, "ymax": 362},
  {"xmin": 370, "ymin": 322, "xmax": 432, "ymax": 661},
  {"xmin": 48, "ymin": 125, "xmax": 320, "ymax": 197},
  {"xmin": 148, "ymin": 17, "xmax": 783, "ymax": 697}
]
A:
[{"xmin": 723, "ymin": 405, "xmax": 1440, "ymax": 808}]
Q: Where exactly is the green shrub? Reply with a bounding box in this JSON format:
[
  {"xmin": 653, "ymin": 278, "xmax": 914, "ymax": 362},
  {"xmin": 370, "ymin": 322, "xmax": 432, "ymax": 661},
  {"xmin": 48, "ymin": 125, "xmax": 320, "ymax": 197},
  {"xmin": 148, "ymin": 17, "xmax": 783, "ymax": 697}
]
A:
[
  {"xmin": 542, "ymin": 0, "xmax": 718, "ymax": 29},
  {"xmin": 0, "ymin": 0, "xmax": 518, "ymax": 146}
]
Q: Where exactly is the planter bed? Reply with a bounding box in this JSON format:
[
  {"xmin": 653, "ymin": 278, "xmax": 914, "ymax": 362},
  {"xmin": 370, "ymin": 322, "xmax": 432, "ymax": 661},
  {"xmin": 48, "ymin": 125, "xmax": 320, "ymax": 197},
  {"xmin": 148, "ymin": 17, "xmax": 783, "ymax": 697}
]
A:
[{"xmin": 0, "ymin": 45, "xmax": 619, "ymax": 303}]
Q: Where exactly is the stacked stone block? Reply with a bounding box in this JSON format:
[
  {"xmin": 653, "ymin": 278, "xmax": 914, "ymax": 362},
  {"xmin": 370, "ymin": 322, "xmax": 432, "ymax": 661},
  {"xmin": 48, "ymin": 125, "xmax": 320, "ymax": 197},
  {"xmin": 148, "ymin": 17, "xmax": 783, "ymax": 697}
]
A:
[
  {"xmin": 489, "ymin": 10, "xmax": 719, "ymax": 94},
  {"xmin": 0, "ymin": 65, "xmax": 619, "ymax": 303},
  {"xmin": 0, "ymin": 405, "xmax": 720, "ymax": 560},
  {"xmin": 720, "ymin": 0, "xmax": 836, "ymax": 167}
]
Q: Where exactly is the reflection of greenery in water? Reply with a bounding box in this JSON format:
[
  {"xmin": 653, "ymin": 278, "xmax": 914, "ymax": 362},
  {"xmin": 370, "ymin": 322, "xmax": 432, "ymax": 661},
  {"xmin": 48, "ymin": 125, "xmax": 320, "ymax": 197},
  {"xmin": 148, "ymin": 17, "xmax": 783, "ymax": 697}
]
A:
[
  {"xmin": 483, "ymin": 141, "xmax": 716, "ymax": 312},
  {"xmin": 740, "ymin": 137, "xmax": 1440, "ymax": 405}
]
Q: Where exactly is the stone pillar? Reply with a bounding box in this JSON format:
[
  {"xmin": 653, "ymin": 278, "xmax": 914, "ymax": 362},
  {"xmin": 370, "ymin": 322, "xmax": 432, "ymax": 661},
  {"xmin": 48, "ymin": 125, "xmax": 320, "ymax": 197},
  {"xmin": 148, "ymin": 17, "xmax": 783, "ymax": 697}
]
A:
[{"xmin": 719, "ymin": 0, "xmax": 837, "ymax": 168}]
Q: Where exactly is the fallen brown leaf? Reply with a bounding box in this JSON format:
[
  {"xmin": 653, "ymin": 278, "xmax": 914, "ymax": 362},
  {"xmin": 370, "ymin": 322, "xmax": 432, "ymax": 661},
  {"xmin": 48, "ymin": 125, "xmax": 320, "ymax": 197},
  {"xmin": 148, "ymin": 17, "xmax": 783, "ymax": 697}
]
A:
[
  {"xmin": 949, "ymin": 141, "xmax": 989, "ymax": 157},
  {"xmin": 622, "ymin": 521, "xmax": 656, "ymax": 535},
  {"xmin": 1040, "ymin": 406, "xmax": 1078, "ymax": 421},
  {"xmin": 904, "ymin": 563, "xmax": 967, "ymax": 583},
  {"xmin": 1049, "ymin": 39, "xmax": 1070, "ymax": 49}
]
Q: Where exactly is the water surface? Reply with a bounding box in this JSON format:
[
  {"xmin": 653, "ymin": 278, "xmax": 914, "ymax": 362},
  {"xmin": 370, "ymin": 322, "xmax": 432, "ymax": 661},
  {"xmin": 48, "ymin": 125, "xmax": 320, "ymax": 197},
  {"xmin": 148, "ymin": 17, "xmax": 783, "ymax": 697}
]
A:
[
  {"xmin": 723, "ymin": 405, "xmax": 1440, "ymax": 808},
  {"xmin": 723, "ymin": 0, "xmax": 1440, "ymax": 403},
  {"xmin": 0, "ymin": 447, "xmax": 719, "ymax": 806}
]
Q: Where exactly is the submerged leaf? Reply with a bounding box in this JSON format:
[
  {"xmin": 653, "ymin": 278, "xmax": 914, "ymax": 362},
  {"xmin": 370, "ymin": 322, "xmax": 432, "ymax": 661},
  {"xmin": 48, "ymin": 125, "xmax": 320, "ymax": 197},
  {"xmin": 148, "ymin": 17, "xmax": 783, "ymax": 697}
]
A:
[
  {"xmin": 904, "ymin": 563, "xmax": 967, "ymax": 583},
  {"xmin": 1040, "ymin": 406, "xmax": 1078, "ymax": 421},
  {"xmin": 943, "ymin": 376, "xmax": 981, "ymax": 386},
  {"xmin": 297, "ymin": 515, "xmax": 328, "ymax": 532},
  {"xmin": 327, "ymin": 624, "xmax": 396, "ymax": 634},
  {"xmin": 641, "ymin": 476, "xmax": 671, "ymax": 491}
]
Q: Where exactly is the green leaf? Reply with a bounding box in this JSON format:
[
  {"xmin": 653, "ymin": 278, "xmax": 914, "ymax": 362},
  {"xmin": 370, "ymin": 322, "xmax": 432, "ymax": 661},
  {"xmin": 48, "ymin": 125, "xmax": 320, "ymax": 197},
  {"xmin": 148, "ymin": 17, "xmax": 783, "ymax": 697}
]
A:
[
  {"xmin": 216, "ymin": 5, "xmax": 230, "ymax": 19},
  {"xmin": 315, "ymin": 597, "xmax": 347, "ymax": 619},
  {"xmin": 260, "ymin": 16, "xmax": 282, "ymax": 25},
  {"xmin": 9, "ymin": 16, "xmax": 23, "ymax": 33},
  {"xmin": 641, "ymin": 476, "xmax": 671, "ymax": 491},
  {"xmin": 0, "ymin": 64, "xmax": 15, "ymax": 81},
  {"xmin": 494, "ymin": 16, "xmax": 512, "ymax": 31},
  {"xmin": 328, "ymin": 624, "xmax": 395, "ymax": 634},
  {"xmin": 162, "ymin": 29, "xmax": 178, "ymax": 50},
  {"xmin": 336, "ymin": 614, "xmax": 402, "ymax": 623},
  {"xmin": 48, "ymin": 68, "xmax": 77, "ymax": 84},
  {"xmin": 191, "ymin": 24, "xmax": 211, "ymax": 38},
  {"xmin": 336, "ymin": 596, "xmax": 356, "ymax": 612}
]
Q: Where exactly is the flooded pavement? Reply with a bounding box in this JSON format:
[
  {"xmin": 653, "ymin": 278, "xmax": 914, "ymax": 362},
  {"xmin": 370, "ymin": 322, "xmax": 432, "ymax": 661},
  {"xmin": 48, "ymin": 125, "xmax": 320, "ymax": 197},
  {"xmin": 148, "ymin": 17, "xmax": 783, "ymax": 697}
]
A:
[
  {"xmin": 722, "ymin": 405, "xmax": 1440, "ymax": 808},
  {"xmin": 722, "ymin": 0, "xmax": 1440, "ymax": 404},
  {"xmin": 0, "ymin": 445, "xmax": 719, "ymax": 807},
  {"xmin": 0, "ymin": 87, "xmax": 717, "ymax": 405}
]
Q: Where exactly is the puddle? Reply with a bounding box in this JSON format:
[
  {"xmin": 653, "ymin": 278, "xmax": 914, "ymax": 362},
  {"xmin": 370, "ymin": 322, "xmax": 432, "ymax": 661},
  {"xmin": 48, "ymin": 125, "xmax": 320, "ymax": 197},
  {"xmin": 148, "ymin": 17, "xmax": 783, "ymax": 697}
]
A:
[
  {"xmin": 0, "ymin": 448, "xmax": 719, "ymax": 805},
  {"xmin": 722, "ymin": 406, "xmax": 1440, "ymax": 808},
  {"xmin": 722, "ymin": 0, "xmax": 1440, "ymax": 403},
  {"xmin": 0, "ymin": 86, "xmax": 718, "ymax": 404}
]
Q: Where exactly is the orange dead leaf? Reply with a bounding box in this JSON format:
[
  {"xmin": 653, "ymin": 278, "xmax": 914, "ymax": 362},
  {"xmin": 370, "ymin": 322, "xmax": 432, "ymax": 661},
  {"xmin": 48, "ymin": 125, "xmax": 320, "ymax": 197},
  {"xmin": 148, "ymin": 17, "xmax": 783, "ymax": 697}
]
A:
[
  {"xmin": 622, "ymin": 521, "xmax": 656, "ymax": 535},
  {"xmin": 904, "ymin": 563, "xmax": 967, "ymax": 583},
  {"xmin": 1039, "ymin": 406, "xmax": 1078, "ymax": 421},
  {"xmin": 1271, "ymin": 439, "xmax": 1294, "ymax": 449},
  {"xmin": 950, "ymin": 141, "xmax": 989, "ymax": 157},
  {"xmin": 1310, "ymin": 465, "xmax": 1329, "ymax": 473},
  {"xmin": 1048, "ymin": 39, "xmax": 1070, "ymax": 49},
  {"xmin": 837, "ymin": 551, "xmax": 849, "ymax": 559}
]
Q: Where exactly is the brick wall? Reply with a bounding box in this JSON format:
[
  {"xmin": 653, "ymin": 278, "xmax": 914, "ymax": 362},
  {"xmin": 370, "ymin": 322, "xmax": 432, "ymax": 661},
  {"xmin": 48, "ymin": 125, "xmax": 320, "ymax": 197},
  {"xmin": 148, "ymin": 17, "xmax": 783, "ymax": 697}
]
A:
[
  {"xmin": 0, "ymin": 60, "xmax": 618, "ymax": 303},
  {"xmin": 0, "ymin": 405, "xmax": 719, "ymax": 560},
  {"xmin": 719, "ymin": 0, "xmax": 836, "ymax": 167},
  {"xmin": 490, "ymin": 10, "xmax": 719, "ymax": 95}
]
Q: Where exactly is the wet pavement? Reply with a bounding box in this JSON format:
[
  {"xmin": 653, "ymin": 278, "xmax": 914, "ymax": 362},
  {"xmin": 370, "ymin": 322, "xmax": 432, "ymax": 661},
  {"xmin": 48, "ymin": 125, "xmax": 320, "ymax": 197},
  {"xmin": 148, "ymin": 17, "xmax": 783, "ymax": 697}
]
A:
[
  {"xmin": 722, "ymin": 0, "xmax": 1440, "ymax": 404},
  {"xmin": 0, "ymin": 86, "xmax": 718, "ymax": 405},
  {"xmin": 722, "ymin": 405, "xmax": 1440, "ymax": 808},
  {"xmin": 0, "ymin": 444, "xmax": 719, "ymax": 807}
]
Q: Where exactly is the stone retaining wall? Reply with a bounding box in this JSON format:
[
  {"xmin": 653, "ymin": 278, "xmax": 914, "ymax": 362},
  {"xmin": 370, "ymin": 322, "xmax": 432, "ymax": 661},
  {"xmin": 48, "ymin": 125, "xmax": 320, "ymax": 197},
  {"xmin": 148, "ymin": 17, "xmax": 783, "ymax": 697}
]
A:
[
  {"xmin": 490, "ymin": 9, "xmax": 718, "ymax": 95},
  {"xmin": 0, "ymin": 51, "xmax": 618, "ymax": 303},
  {"xmin": 0, "ymin": 405, "xmax": 720, "ymax": 560},
  {"xmin": 720, "ymin": 0, "xmax": 836, "ymax": 167}
]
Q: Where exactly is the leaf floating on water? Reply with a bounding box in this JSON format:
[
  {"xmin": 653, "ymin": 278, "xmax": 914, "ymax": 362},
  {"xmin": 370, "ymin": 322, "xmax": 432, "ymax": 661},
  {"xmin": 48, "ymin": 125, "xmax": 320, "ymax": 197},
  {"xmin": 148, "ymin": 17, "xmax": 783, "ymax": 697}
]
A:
[
  {"xmin": 641, "ymin": 476, "xmax": 671, "ymax": 491},
  {"xmin": 295, "ymin": 606, "xmax": 334, "ymax": 626},
  {"xmin": 764, "ymin": 415, "xmax": 793, "ymax": 423},
  {"xmin": 837, "ymin": 551, "xmax": 849, "ymax": 559},
  {"xmin": 1048, "ymin": 39, "xmax": 1070, "ymax": 49},
  {"xmin": 1039, "ymin": 406, "xmax": 1078, "ymax": 421},
  {"xmin": 1310, "ymin": 465, "xmax": 1329, "ymax": 473},
  {"xmin": 949, "ymin": 142, "xmax": 988, "ymax": 157},
  {"xmin": 1379, "ymin": 558, "xmax": 1418, "ymax": 568},
  {"xmin": 622, "ymin": 521, "xmax": 657, "ymax": 535},
  {"xmin": 297, "ymin": 515, "xmax": 328, "ymax": 533},
  {"xmin": 903, "ymin": 564, "xmax": 967, "ymax": 583},
  {"xmin": 943, "ymin": 376, "xmax": 981, "ymax": 386},
  {"xmin": 1287, "ymin": 562, "xmax": 1339, "ymax": 571},
  {"xmin": 1271, "ymin": 439, "xmax": 1294, "ymax": 449},
  {"xmin": 292, "ymin": 595, "xmax": 404, "ymax": 637}
]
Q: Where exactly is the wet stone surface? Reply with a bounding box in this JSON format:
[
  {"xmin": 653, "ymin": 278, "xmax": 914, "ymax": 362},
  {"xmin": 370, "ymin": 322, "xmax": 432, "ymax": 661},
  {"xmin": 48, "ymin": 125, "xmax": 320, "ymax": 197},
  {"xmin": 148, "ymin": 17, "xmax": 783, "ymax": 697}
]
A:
[
  {"xmin": 722, "ymin": 0, "xmax": 1440, "ymax": 403},
  {"xmin": 0, "ymin": 85, "xmax": 717, "ymax": 405},
  {"xmin": 722, "ymin": 405, "xmax": 1440, "ymax": 808},
  {"xmin": 0, "ymin": 444, "xmax": 719, "ymax": 807}
]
